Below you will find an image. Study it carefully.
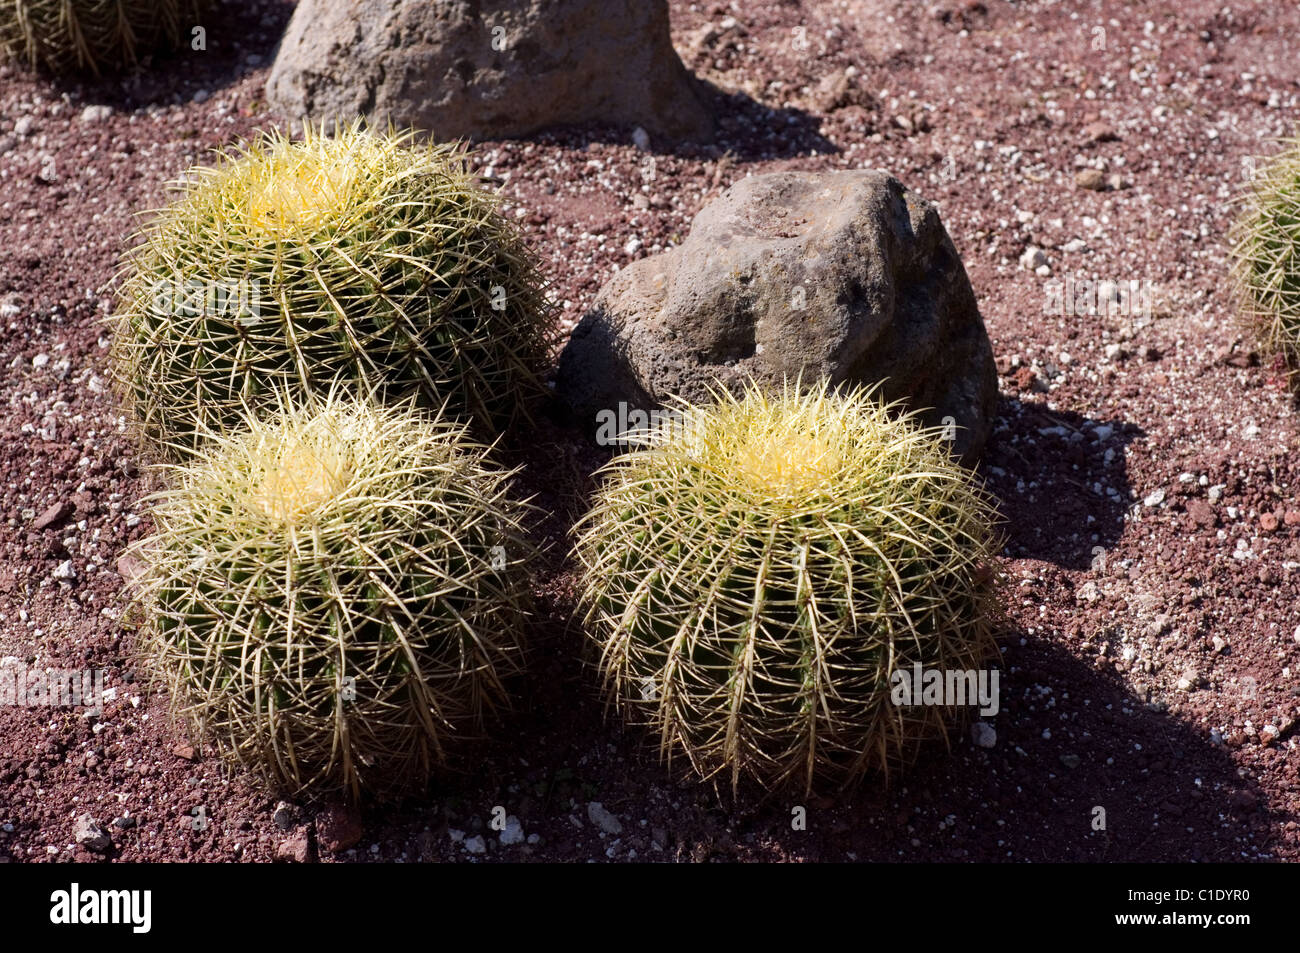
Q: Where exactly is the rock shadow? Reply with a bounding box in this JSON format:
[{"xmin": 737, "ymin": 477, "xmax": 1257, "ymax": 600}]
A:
[
  {"xmin": 521, "ymin": 80, "xmax": 838, "ymax": 162},
  {"xmin": 982, "ymin": 393, "xmax": 1145, "ymax": 570}
]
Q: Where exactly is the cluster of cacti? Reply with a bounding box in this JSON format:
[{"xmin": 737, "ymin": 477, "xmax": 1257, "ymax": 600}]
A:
[
  {"xmin": 111, "ymin": 122, "xmax": 554, "ymax": 459},
  {"xmin": 107, "ymin": 121, "xmax": 1002, "ymax": 802},
  {"xmin": 1230, "ymin": 135, "xmax": 1300, "ymax": 387},
  {"xmin": 0, "ymin": 0, "xmax": 202, "ymax": 75},
  {"xmin": 127, "ymin": 393, "xmax": 534, "ymax": 800},
  {"xmin": 574, "ymin": 382, "xmax": 1001, "ymax": 794}
]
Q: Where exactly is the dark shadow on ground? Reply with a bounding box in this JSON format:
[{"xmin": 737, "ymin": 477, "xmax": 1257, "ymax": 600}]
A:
[
  {"xmin": 40, "ymin": 0, "xmax": 291, "ymax": 111},
  {"xmin": 982, "ymin": 393, "xmax": 1145, "ymax": 570},
  {"xmin": 502, "ymin": 80, "xmax": 838, "ymax": 162},
  {"xmin": 289, "ymin": 419, "xmax": 1286, "ymax": 864},
  {"xmin": 312, "ymin": 609, "xmax": 1278, "ymax": 862}
]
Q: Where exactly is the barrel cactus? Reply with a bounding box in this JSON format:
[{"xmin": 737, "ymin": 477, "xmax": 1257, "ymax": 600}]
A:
[
  {"xmin": 574, "ymin": 382, "xmax": 1001, "ymax": 794},
  {"xmin": 111, "ymin": 122, "xmax": 554, "ymax": 459},
  {"xmin": 0, "ymin": 0, "xmax": 203, "ymax": 75},
  {"xmin": 1230, "ymin": 135, "xmax": 1300, "ymax": 386},
  {"xmin": 126, "ymin": 393, "xmax": 535, "ymax": 800}
]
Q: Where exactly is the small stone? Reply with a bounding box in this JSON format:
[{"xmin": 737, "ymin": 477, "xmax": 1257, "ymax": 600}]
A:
[
  {"xmin": 14, "ymin": 116, "xmax": 33, "ymax": 137},
  {"xmin": 1019, "ymin": 246, "xmax": 1048, "ymax": 271},
  {"xmin": 53, "ymin": 560, "xmax": 76, "ymax": 582},
  {"xmin": 116, "ymin": 553, "xmax": 145, "ymax": 585},
  {"xmin": 1230, "ymin": 790, "xmax": 1257, "ymax": 812},
  {"xmin": 315, "ymin": 802, "xmax": 363, "ymax": 853},
  {"xmin": 80, "ymin": 104, "xmax": 112, "ymax": 123},
  {"xmin": 631, "ymin": 126, "xmax": 651, "ymax": 151},
  {"xmin": 463, "ymin": 835, "xmax": 487, "ymax": 854},
  {"xmin": 971, "ymin": 722, "xmax": 997, "ymax": 748},
  {"xmin": 275, "ymin": 830, "xmax": 312, "ymax": 863},
  {"xmin": 1283, "ymin": 511, "xmax": 1300, "ymax": 528},
  {"xmin": 1075, "ymin": 168, "xmax": 1107, "ymax": 191},
  {"xmin": 1143, "ymin": 488, "xmax": 1166, "ymax": 507},
  {"xmin": 586, "ymin": 801, "xmax": 624, "ymax": 835},
  {"xmin": 73, "ymin": 814, "xmax": 112, "ymax": 853},
  {"xmin": 1082, "ymin": 120, "xmax": 1119, "ymax": 144},
  {"xmin": 32, "ymin": 500, "xmax": 72, "ymax": 531},
  {"xmin": 1012, "ymin": 366, "xmax": 1038, "ymax": 392},
  {"xmin": 1059, "ymin": 753, "xmax": 1082, "ymax": 770},
  {"xmin": 1293, "ymin": 624, "xmax": 1300, "ymax": 645},
  {"xmin": 1186, "ymin": 499, "xmax": 1217, "ymax": 528},
  {"xmin": 1260, "ymin": 512, "xmax": 1280, "ymax": 533},
  {"xmin": 171, "ymin": 743, "xmax": 196, "ymax": 761},
  {"xmin": 498, "ymin": 815, "xmax": 525, "ymax": 846},
  {"xmin": 1211, "ymin": 636, "xmax": 1228, "ymax": 654},
  {"xmin": 111, "ymin": 815, "xmax": 137, "ymax": 830},
  {"xmin": 192, "ymin": 89, "xmax": 210, "ymax": 104},
  {"xmin": 1103, "ymin": 343, "xmax": 1124, "ymax": 362},
  {"xmin": 1106, "ymin": 173, "xmax": 1130, "ymax": 191},
  {"xmin": 272, "ymin": 801, "xmax": 297, "ymax": 831}
]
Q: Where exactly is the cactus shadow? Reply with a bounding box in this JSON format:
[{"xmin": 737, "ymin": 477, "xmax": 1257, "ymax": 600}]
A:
[
  {"xmin": 813, "ymin": 625, "xmax": 1281, "ymax": 862},
  {"xmin": 981, "ymin": 394, "xmax": 1145, "ymax": 571},
  {"xmin": 306, "ymin": 425, "xmax": 1286, "ymax": 864},
  {"xmin": 39, "ymin": 0, "xmax": 291, "ymax": 111},
  {"xmin": 337, "ymin": 618, "xmax": 1283, "ymax": 863}
]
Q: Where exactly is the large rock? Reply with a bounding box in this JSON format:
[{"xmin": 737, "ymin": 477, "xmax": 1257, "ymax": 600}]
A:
[
  {"xmin": 555, "ymin": 170, "xmax": 998, "ymax": 462},
  {"xmin": 266, "ymin": 0, "xmax": 714, "ymax": 143}
]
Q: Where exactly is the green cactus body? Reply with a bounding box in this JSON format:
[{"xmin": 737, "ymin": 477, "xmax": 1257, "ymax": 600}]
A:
[
  {"xmin": 0, "ymin": 0, "xmax": 203, "ymax": 75},
  {"xmin": 111, "ymin": 123, "xmax": 554, "ymax": 459},
  {"xmin": 575, "ymin": 383, "xmax": 1001, "ymax": 794},
  {"xmin": 1230, "ymin": 136, "xmax": 1300, "ymax": 386},
  {"xmin": 128, "ymin": 394, "xmax": 535, "ymax": 800}
]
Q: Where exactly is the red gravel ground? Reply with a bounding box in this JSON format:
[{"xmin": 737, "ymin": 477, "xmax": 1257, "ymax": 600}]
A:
[{"xmin": 1, "ymin": 0, "xmax": 1298, "ymax": 864}]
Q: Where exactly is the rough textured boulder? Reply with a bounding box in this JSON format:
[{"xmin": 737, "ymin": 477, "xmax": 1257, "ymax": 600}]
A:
[
  {"xmin": 266, "ymin": 0, "xmax": 714, "ymax": 143},
  {"xmin": 555, "ymin": 170, "xmax": 998, "ymax": 462}
]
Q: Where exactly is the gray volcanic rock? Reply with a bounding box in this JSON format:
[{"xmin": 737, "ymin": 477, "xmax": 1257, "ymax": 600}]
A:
[
  {"xmin": 266, "ymin": 0, "xmax": 715, "ymax": 143},
  {"xmin": 555, "ymin": 169, "xmax": 998, "ymax": 462}
]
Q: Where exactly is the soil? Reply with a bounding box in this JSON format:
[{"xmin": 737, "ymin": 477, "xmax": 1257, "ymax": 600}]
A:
[{"xmin": 1, "ymin": 0, "xmax": 1298, "ymax": 864}]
